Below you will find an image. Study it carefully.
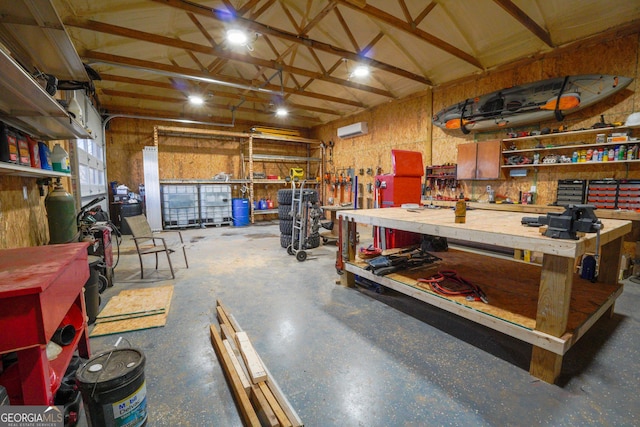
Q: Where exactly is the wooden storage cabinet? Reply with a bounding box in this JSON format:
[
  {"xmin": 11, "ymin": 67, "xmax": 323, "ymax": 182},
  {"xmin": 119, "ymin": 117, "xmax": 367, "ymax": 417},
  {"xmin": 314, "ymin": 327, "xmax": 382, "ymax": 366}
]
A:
[{"xmin": 457, "ymin": 140, "xmax": 501, "ymax": 179}]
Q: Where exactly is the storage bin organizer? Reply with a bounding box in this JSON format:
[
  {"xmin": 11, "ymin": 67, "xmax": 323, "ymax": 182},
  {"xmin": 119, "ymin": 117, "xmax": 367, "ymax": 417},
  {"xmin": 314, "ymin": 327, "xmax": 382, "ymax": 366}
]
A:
[
  {"xmin": 556, "ymin": 179, "xmax": 586, "ymax": 206},
  {"xmin": 587, "ymin": 180, "xmax": 617, "ymax": 209},
  {"xmin": 579, "ymin": 179, "xmax": 640, "ymax": 210},
  {"xmin": 161, "ymin": 184, "xmax": 232, "ymax": 229}
]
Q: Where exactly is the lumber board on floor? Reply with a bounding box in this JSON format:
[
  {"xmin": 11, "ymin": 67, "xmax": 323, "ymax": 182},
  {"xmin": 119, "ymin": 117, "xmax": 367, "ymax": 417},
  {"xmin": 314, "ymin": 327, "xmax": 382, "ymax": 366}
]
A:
[
  {"xmin": 259, "ymin": 382, "xmax": 292, "ymax": 427},
  {"xmin": 220, "ymin": 322, "xmax": 236, "ymax": 341},
  {"xmin": 216, "ymin": 300, "xmax": 303, "ymax": 426},
  {"xmin": 223, "ymin": 339, "xmax": 252, "ymax": 394},
  {"xmin": 210, "ymin": 325, "xmax": 260, "ymax": 427},
  {"xmin": 235, "ymin": 331, "xmax": 268, "ymax": 384},
  {"xmin": 90, "ymin": 285, "xmax": 174, "ymax": 336},
  {"xmin": 250, "ymin": 385, "xmax": 280, "ymax": 427}
]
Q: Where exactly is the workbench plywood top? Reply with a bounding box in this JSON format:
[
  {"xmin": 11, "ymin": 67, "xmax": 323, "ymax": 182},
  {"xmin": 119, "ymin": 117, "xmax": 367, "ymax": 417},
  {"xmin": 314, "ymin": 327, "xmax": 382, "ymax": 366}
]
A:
[
  {"xmin": 339, "ymin": 208, "xmax": 631, "ymax": 258},
  {"xmin": 0, "ymin": 243, "xmax": 89, "ymax": 297}
]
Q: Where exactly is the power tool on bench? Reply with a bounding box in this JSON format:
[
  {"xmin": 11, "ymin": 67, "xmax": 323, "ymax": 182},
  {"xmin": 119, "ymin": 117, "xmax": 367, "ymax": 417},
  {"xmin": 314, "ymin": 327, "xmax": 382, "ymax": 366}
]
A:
[{"xmin": 522, "ymin": 204, "xmax": 602, "ymax": 280}]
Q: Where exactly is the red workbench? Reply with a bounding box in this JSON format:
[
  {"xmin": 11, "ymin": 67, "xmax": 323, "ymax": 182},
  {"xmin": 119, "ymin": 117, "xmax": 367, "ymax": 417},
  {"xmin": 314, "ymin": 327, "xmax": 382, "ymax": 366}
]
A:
[{"xmin": 0, "ymin": 243, "xmax": 91, "ymax": 404}]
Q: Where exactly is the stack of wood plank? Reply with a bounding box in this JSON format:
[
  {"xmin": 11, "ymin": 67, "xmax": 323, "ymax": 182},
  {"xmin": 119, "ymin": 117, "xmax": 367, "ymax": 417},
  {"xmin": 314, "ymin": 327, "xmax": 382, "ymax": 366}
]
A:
[{"xmin": 210, "ymin": 300, "xmax": 303, "ymax": 427}]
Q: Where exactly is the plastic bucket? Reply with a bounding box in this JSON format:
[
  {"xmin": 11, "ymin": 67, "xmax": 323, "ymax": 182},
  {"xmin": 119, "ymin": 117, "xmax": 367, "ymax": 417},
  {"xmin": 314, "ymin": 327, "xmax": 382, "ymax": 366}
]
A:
[
  {"xmin": 232, "ymin": 198, "xmax": 250, "ymax": 226},
  {"xmin": 76, "ymin": 348, "xmax": 147, "ymax": 427}
]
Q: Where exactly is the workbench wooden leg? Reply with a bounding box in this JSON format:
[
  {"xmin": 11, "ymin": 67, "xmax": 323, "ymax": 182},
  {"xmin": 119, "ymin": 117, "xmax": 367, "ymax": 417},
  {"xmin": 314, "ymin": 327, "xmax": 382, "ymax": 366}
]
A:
[
  {"xmin": 530, "ymin": 347, "xmax": 563, "ymax": 383},
  {"xmin": 338, "ymin": 216, "xmax": 356, "ymax": 288},
  {"xmin": 530, "ymin": 253, "xmax": 574, "ymax": 383},
  {"xmin": 598, "ymin": 236, "xmax": 624, "ymax": 319}
]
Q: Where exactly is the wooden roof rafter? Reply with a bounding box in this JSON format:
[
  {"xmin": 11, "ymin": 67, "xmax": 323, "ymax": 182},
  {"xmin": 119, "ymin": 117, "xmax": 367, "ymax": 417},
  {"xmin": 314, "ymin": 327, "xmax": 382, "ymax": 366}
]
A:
[
  {"xmin": 300, "ymin": 2, "xmax": 337, "ymax": 36},
  {"xmin": 336, "ymin": 0, "xmax": 482, "ymax": 69},
  {"xmin": 334, "ymin": 7, "xmax": 360, "ymax": 53},
  {"xmin": 83, "ymin": 50, "xmax": 367, "ymax": 108},
  {"xmin": 66, "ymin": 18, "xmax": 394, "ymax": 98},
  {"xmin": 492, "ymin": 0, "xmax": 553, "ymax": 47},
  {"xmin": 150, "ymin": 0, "xmax": 431, "ymax": 85},
  {"xmin": 99, "ymin": 73, "xmax": 340, "ymax": 116}
]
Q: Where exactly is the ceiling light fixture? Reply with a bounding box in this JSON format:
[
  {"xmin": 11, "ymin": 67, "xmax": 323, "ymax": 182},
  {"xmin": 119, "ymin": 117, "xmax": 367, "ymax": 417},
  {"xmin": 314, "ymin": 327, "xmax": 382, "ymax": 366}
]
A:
[
  {"xmin": 227, "ymin": 28, "xmax": 248, "ymax": 46},
  {"xmin": 275, "ymin": 107, "xmax": 288, "ymax": 117},
  {"xmin": 188, "ymin": 95, "xmax": 204, "ymax": 105},
  {"xmin": 352, "ymin": 65, "xmax": 370, "ymax": 78}
]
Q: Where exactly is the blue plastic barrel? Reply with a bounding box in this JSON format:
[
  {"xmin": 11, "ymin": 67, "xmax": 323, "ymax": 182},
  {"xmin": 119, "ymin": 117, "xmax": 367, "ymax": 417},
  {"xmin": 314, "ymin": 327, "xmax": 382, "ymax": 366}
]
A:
[{"xmin": 232, "ymin": 198, "xmax": 250, "ymax": 226}]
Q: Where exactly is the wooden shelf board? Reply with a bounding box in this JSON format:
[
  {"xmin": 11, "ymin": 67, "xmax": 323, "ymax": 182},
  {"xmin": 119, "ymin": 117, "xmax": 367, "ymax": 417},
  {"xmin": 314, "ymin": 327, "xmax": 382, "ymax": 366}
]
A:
[
  {"xmin": 253, "ymin": 209, "xmax": 278, "ymax": 215},
  {"xmin": 502, "ymin": 125, "xmax": 639, "ymax": 142},
  {"xmin": 347, "ymin": 249, "xmax": 622, "ymax": 355},
  {"xmin": 502, "ymin": 139, "xmax": 640, "ymax": 155},
  {"xmin": 502, "ymin": 159, "xmax": 640, "ymax": 168}
]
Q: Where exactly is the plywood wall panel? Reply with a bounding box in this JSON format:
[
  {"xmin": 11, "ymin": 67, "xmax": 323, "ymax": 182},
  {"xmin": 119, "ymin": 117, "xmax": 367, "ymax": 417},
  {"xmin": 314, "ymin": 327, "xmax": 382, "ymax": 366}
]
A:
[
  {"xmin": 0, "ymin": 176, "xmax": 48, "ymax": 249},
  {"xmin": 430, "ymin": 32, "xmax": 640, "ymax": 204},
  {"xmin": 313, "ymin": 90, "xmax": 432, "ymax": 188}
]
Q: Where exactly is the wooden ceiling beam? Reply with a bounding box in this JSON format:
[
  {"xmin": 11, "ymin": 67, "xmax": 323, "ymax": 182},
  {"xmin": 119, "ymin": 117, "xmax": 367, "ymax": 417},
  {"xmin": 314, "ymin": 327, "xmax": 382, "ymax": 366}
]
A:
[
  {"xmin": 279, "ymin": 1, "xmax": 302, "ymax": 34},
  {"xmin": 249, "ymin": 0, "xmax": 276, "ymax": 20},
  {"xmin": 66, "ymin": 18, "xmax": 393, "ymax": 97},
  {"xmin": 237, "ymin": 0, "xmax": 262, "ymax": 16},
  {"xmin": 100, "ymin": 88, "xmax": 321, "ymax": 122},
  {"xmin": 85, "ymin": 51, "xmax": 366, "ymax": 108},
  {"xmin": 334, "ymin": 7, "xmax": 360, "ymax": 53},
  {"xmin": 99, "ymin": 73, "xmax": 341, "ymax": 116},
  {"xmin": 150, "ymin": 0, "xmax": 431, "ymax": 85},
  {"xmin": 300, "ymin": 1, "xmax": 337, "ymax": 35},
  {"xmin": 360, "ymin": 32, "xmax": 384, "ymax": 56},
  {"xmin": 492, "ymin": 0, "xmax": 553, "ymax": 47},
  {"xmin": 398, "ymin": 0, "xmax": 413, "ymax": 25},
  {"xmin": 187, "ymin": 12, "xmax": 218, "ymax": 48},
  {"xmin": 336, "ymin": 0, "xmax": 482, "ymax": 69},
  {"xmin": 414, "ymin": 2, "xmax": 437, "ymax": 26},
  {"xmin": 103, "ymin": 104, "xmax": 309, "ymax": 129}
]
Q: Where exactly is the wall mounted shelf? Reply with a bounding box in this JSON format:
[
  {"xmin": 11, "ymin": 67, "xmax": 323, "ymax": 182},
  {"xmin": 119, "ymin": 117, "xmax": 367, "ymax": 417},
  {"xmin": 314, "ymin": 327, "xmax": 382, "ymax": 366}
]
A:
[
  {"xmin": 0, "ymin": 49, "xmax": 92, "ymax": 141},
  {"xmin": 0, "ymin": 162, "xmax": 70, "ymax": 179}
]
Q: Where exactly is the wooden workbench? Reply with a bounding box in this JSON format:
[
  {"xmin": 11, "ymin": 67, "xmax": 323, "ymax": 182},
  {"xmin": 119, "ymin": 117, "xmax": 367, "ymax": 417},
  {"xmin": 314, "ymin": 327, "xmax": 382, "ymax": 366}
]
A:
[{"xmin": 337, "ymin": 207, "xmax": 631, "ymax": 384}]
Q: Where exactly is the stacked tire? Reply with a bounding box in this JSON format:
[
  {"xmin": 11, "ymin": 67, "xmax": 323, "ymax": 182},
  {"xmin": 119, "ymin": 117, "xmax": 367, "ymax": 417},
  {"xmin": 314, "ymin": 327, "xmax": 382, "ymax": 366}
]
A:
[{"xmin": 277, "ymin": 188, "xmax": 321, "ymax": 250}]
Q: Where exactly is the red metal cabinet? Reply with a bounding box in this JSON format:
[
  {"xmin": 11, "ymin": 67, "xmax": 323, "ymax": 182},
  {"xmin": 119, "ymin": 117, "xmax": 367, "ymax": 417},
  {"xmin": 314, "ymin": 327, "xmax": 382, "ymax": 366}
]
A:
[
  {"xmin": 0, "ymin": 243, "xmax": 91, "ymax": 405},
  {"xmin": 374, "ymin": 150, "xmax": 424, "ymax": 248}
]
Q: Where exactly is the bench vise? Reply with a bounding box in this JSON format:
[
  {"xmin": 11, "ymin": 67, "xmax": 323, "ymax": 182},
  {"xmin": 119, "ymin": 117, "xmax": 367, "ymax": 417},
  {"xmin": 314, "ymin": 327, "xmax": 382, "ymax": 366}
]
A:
[{"xmin": 522, "ymin": 204, "xmax": 602, "ymax": 240}]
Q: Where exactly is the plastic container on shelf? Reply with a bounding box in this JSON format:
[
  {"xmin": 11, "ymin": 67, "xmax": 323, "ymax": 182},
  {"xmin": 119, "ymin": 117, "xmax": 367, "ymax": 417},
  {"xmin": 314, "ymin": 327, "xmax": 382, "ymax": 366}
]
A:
[
  {"xmin": 51, "ymin": 143, "xmax": 70, "ymax": 173},
  {"xmin": 39, "ymin": 142, "xmax": 52, "ymax": 170}
]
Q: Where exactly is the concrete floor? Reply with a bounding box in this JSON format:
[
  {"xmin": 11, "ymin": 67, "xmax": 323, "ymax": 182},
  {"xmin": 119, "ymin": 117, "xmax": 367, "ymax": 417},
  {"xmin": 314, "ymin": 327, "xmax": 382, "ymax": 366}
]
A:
[{"xmin": 81, "ymin": 221, "xmax": 640, "ymax": 426}]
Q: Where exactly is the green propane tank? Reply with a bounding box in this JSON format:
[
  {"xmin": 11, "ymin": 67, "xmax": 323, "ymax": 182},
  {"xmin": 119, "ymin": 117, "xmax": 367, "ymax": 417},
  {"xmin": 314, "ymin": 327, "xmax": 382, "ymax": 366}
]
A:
[{"xmin": 45, "ymin": 179, "xmax": 77, "ymax": 244}]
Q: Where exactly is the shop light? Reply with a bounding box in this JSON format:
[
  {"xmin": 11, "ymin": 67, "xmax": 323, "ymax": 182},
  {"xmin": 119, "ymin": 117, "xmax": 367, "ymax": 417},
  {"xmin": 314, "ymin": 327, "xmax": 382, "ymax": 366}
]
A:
[
  {"xmin": 188, "ymin": 95, "xmax": 204, "ymax": 105},
  {"xmin": 227, "ymin": 29, "xmax": 248, "ymax": 45},
  {"xmin": 352, "ymin": 65, "xmax": 370, "ymax": 78}
]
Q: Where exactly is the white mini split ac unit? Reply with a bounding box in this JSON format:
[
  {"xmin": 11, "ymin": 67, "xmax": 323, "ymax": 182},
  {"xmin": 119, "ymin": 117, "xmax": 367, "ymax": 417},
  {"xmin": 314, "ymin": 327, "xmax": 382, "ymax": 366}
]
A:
[{"xmin": 337, "ymin": 122, "xmax": 368, "ymax": 138}]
